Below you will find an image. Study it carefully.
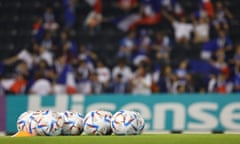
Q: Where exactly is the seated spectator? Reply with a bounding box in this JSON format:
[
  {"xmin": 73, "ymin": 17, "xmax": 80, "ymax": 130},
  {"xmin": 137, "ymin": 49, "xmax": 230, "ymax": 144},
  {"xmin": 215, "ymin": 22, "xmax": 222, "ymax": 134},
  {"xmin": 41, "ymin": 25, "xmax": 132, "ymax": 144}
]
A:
[
  {"xmin": 152, "ymin": 32, "xmax": 171, "ymax": 65},
  {"xmin": 138, "ymin": 29, "xmax": 152, "ymax": 54},
  {"xmin": 110, "ymin": 73, "xmax": 129, "ymax": 93},
  {"xmin": 201, "ymin": 30, "xmax": 232, "ymax": 60},
  {"xmin": 30, "ymin": 59, "xmax": 54, "ymax": 81},
  {"xmin": 208, "ymin": 72, "xmax": 233, "ymax": 93},
  {"xmin": 130, "ymin": 65, "xmax": 152, "ymax": 94},
  {"xmin": 162, "ymin": 10, "xmax": 193, "ymax": 44},
  {"xmin": 76, "ymin": 72, "xmax": 92, "ymax": 95},
  {"xmin": 58, "ymin": 31, "xmax": 78, "ymax": 58},
  {"xmin": 112, "ymin": 58, "xmax": 133, "ymax": 82},
  {"xmin": 158, "ymin": 65, "xmax": 173, "ymax": 93},
  {"xmin": 96, "ymin": 60, "xmax": 110, "ymax": 84},
  {"xmin": 175, "ymin": 60, "xmax": 189, "ymax": 80},
  {"xmin": 78, "ymin": 58, "xmax": 94, "ymax": 80},
  {"xmin": 212, "ymin": 1, "xmax": 233, "ymax": 30},
  {"xmin": 41, "ymin": 31, "xmax": 54, "ymax": 52},
  {"xmin": 117, "ymin": 30, "xmax": 137, "ymax": 59},
  {"xmin": 43, "ymin": 7, "xmax": 59, "ymax": 31},
  {"xmin": 78, "ymin": 44, "xmax": 97, "ymax": 69},
  {"xmin": 52, "ymin": 54, "xmax": 74, "ymax": 94},
  {"xmin": 89, "ymin": 72, "xmax": 104, "ymax": 94},
  {"xmin": 210, "ymin": 48, "xmax": 230, "ymax": 77},
  {"xmin": 29, "ymin": 72, "xmax": 52, "ymax": 95}
]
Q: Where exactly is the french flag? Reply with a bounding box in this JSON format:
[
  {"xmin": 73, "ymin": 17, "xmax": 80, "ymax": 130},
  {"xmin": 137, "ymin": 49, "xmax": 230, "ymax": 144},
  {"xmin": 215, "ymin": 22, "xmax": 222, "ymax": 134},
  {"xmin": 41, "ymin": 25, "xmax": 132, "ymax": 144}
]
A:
[
  {"xmin": 114, "ymin": 14, "xmax": 141, "ymax": 32},
  {"xmin": 86, "ymin": 0, "xmax": 102, "ymax": 13},
  {"xmin": 1, "ymin": 78, "xmax": 27, "ymax": 94}
]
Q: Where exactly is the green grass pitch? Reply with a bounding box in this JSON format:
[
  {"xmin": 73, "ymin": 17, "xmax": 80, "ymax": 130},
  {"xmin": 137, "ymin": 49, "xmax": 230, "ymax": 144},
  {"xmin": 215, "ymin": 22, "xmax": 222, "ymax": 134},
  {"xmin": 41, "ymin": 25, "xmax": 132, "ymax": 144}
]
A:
[{"xmin": 0, "ymin": 134, "xmax": 240, "ymax": 144}]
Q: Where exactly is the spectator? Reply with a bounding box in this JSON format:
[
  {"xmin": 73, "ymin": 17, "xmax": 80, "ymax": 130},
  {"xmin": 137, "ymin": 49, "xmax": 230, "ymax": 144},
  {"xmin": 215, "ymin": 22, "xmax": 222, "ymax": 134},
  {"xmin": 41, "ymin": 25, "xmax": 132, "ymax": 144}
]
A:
[
  {"xmin": 158, "ymin": 65, "xmax": 173, "ymax": 93},
  {"xmin": 175, "ymin": 60, "xmax": 189, "ymax": 80},
  {"xmin": 43, "ymin": 7, "xmax": 59, "ymax": 31},
  {"xmin": 162, "ymin": 10, "xmax": 193, "ymax": 44},
  {"xmin": 29, "ymin": 72, "xmax": 52, "ymax": 95},
  {"xmin": 112, "ymin": 58, "xmax": 133, "ymax": 83},
  {"xmin": 96, "ymin": 60, "xmax": 110, "ymax": 84},
  {"xmin": 110, "ymin": 73, "xmax": 129, "ymax": 93},
  {"xmin": 76, "ymin": 72, "xmax": 92, "ymax": 95},
  {"xmin": 208, "ymin": 72, "xmax": 232, "ymax": 93},
  {"xmin": 41, "ymin": 31, "xmax": 54, "ymax": 52},
  {"xmin": 35, "ymin": 45, "xmax": 53, "ymax": 66},
  {"xmin": 89, "ymin": 72, "xmax": 104, "ymax": 94},
  {"xmin": 131, "ymin": 65, "xmax": 152, "ymax": 94},
  {"xmin": 210, "ymin": 48, "xmax": 230, "ymax": 77},
  {"xmin": 117, "ymin": 30, "xmax": 137, "ymax": 59},
  {"xmin": 78, "ymin": 44, "xmax": 97, "ymax": 69},
  {"xmin": 201, "ymin": 30, "xmax": 232, "ymax": 60},
  {"xmin": 192, "ymin": 16, "xmax": 210, "ymax": 43},
  {"xmin": 212, "ymin": 1, "xmax": 233, "ymax": 30},
  {"xmin": 85, "ymin": 11, "xmax": 103, "ymax": 33},
  {"xmin": 63, "ymin": 0, "xmax": 77, "ymax": 28},
  {"xmin": 58, "ymin": 31, "xmax": 77, "ymax": 57},
  {"xmin": 52, "ymin": 54, "xmax": 72, "ymax": 94},
  {"xmin": 152, "ymin": 32, "xmax": 171, "ymax": 65}
]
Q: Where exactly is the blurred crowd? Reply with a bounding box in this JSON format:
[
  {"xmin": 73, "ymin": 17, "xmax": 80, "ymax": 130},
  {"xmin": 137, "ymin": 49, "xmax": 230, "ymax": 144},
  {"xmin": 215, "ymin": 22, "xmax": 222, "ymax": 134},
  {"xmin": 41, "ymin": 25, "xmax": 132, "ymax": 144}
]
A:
[{"xmin": 0, "ymin": 0, "xmax": 240, "ymax": 96}]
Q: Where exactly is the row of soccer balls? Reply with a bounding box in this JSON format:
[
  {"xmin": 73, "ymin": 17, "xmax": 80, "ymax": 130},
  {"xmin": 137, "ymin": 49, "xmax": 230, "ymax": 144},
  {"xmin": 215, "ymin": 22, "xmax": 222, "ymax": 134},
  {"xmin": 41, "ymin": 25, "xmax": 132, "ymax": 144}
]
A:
[{"xmin": 17, "ymin": 109, "xmax": 145, "ymax": 136}]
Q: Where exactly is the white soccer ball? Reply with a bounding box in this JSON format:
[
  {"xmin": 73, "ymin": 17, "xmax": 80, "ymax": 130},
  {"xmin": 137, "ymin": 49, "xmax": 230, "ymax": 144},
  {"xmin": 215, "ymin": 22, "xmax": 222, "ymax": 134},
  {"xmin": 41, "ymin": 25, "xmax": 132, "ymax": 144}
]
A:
[
  {"xmin": 17, "ymin": 111, "xmax": 32, "ymax": 132},
  {"xmin": 111, "ymin": 110, "xmax": 145, "ymax": 135},
  {"xmin": 61, "ymin": 111, "xmax": 84, "ymax": 135},
  {"xmin": 36, "ymin": 110, "xmax": 64, "ymax": 136},
  {"xmin": 16, "ymin": 111, "xmax": 39, "ymax": 135},
  {"xmin": 83, "ymin": 110, "xmax": 112, "ymax": 135}
]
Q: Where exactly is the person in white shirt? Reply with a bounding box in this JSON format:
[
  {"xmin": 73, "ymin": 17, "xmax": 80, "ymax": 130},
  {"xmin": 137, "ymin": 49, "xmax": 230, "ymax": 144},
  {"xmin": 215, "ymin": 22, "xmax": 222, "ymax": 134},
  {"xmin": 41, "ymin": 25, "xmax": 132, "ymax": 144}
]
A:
[
  {"xmin": 162, "ymin": 10, "xmax": 193, "ymax": 44},
  {"xmin": 131, "ymin": 65, "xmax": 152, "ymax": 95},
  {"xmin": 30, "ymin": 72, "xmax": 52, "ymax": 95},
  {"xmin": 96, "ymin": 60, "xmax": 110, "ymax": 84},
  {"xmin": 112, "ymin": 59, "xmax": 133, "ymax": 83},
  {"xmin": 193, "ymin": 16, "xmax": 210, "ymax": 43}
]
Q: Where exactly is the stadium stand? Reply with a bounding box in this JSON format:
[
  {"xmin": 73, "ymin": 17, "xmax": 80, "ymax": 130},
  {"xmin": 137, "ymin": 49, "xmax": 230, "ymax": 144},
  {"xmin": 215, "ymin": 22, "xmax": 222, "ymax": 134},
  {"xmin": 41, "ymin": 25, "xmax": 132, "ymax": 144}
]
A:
[{"xmin": 0, "ymin": 0, "xmax": 240, "ymax": 95}]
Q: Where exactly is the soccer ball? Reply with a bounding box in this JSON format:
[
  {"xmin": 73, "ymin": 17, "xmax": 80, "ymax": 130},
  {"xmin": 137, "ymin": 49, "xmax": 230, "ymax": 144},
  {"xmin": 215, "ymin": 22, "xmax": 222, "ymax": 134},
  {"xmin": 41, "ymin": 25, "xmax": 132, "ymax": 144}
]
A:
[
  {"xmin": 16, "ymin": 111, "xmax": 39, "ymax": 135},
  {"xmin": 111, "ymin": 110, "xmax": 145, "ymax": 135},
  {"xmin": 61, "ymin": 111, "xmax": 84, "ymax": 135},
  {"xmin": 36, "ymin": 110, "xmax": 64, "ymax": 136},
  {"xmin": 17, "ymin": 111, "xmax": 33, "ymax": 132},
  {"xmin": 83, "ymin": 110, "xmax": 112, "ymax": 135}
]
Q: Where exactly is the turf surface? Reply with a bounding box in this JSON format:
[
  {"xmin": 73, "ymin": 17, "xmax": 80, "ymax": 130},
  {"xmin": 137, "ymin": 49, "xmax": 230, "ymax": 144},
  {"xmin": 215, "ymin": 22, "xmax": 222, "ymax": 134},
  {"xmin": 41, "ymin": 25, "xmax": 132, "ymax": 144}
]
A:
[{"xmin": 1, "ymin": 134, "xmax": 240, "ymax": 144}]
